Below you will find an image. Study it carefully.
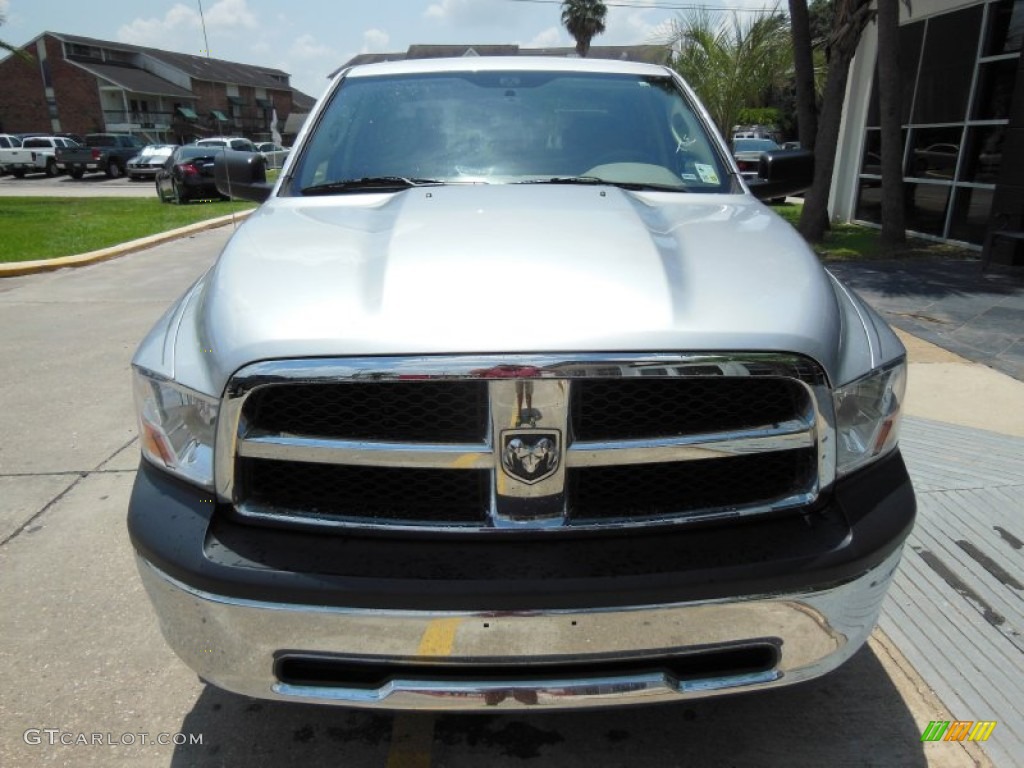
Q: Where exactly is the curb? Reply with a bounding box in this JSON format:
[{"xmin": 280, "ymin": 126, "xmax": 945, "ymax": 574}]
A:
[{"xmin": 0, "ymin": 209, "xmax": 253, "ymax": 278}]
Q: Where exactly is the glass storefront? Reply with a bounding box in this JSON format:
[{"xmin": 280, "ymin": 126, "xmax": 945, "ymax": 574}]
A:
[{"xmin": 856, "ymin": 0, "xmax": 1023, "ymax": 245}]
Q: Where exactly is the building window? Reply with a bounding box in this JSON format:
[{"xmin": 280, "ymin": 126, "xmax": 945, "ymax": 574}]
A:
[{"xmin": 856, "ymin": 0, "xmax": 1022, "ymax": 245}]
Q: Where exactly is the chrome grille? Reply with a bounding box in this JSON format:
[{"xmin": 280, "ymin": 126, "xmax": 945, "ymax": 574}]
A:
[{"xmin": 217, "ymin": 354, "xmax": 833, "ymax": 533}]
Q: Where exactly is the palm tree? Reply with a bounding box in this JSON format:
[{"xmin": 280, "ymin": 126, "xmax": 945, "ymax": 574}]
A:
[
  {"xmin": 797, "ymin": 0, "xmax": 873, "ymax": 242},
  {"xmin": 877, "ymin": 0, "xmax": 906, "ymax": 249},
  {"xmin": 666, "ymin": 6, "xmax": 792, "ymax": 139},
  {"xmin": 561, "ymin": 0, "xmax": 607, "ymax": 58},
  {"xmin": 1, "ymin": 13, "xmax": 31, "ymax": 61}
]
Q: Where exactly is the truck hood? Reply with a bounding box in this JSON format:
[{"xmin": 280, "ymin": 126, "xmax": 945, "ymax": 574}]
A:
[{"xmin": 186, "ymin": 185, "xmax": 845, "ymax": 391}]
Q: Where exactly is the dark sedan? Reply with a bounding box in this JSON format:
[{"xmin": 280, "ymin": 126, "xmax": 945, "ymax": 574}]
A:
[{"xmin": 155, "ymin": 146, "xmax": 228, "ymax": 204}]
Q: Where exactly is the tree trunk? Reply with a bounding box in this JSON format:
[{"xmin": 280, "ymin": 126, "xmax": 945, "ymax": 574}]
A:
[
  {"xmin": 788, "ymin": 0, "xmax": 818, "ymax": 151},
  {"xmin": 798, "ymin": 0, "xmax": 874, "ymax": 243},
  {"xmin": 877, "ymin": 0, "xmax": 906, "ymax": 249}
]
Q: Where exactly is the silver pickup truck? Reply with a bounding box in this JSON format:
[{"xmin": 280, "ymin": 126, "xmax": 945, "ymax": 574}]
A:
[{"xmin": 129, "ymin": 57, "xmax": 915, "ymax": 712}]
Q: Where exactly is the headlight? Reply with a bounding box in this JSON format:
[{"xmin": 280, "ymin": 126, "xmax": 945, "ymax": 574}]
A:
[
  {"xmin": 133, "ymin": 367, "xmax": 218, "ymax": 488},
  {"xmin": 834, "ymin": 360, "xmax": 906, "ymax": 477}
]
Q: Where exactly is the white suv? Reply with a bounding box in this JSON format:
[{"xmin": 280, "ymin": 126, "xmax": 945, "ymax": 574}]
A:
[{"xmin": 194, "ymin": 136, "xmax": 256, "ymax": 152}]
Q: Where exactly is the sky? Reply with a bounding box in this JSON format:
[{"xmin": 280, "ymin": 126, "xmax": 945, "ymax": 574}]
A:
[{"xmin": 1, "ymin": 0, "xmax": 782, "ymax": 100}]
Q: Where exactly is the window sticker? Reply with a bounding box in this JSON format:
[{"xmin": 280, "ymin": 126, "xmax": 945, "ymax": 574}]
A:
[
  {"xmin": 695, "ymin": 163, "xmax": 719, "ymax": 184},
  {"xmin": 681, "ymin": 173, "xmax": 698, "ymax": 181}
]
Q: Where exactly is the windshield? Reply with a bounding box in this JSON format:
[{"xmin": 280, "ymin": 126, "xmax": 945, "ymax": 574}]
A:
[{"xmin": 288, "ymin": 70, "xmax": 734, "ymax": 194}]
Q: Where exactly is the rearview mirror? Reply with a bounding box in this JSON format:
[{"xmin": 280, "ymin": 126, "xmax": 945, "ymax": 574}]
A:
[
  {"xmin": 214, "ymin": 149, "xmax": 272, "ymax": 203},
  {"xmin": 747, "ymin": 149, "xmax": 814, "ymax": 202}
]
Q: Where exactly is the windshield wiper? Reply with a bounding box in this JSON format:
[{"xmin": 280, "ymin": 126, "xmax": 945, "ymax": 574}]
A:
[
  {"xmin": 301, "ymin": 176, "xmax": 442, "ymax": 195},
  {"xmin": 517, "ymin": 176, "xmax": 689, "ymax": 192}
]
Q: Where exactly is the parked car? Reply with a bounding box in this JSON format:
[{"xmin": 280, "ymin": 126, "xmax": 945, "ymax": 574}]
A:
[
  {"xmin": 154, "ymin": 145, "xmax": 226, "ymax": 203},
  {"xmin": 194, "ymin": 136, "xmax": 257, "ymax": 152},
  {"xmin": 55, "ymin": 133, "xmax": 147, "ymax": 178},
  {"xmin": 127, "ymin": 144, "xmax": 177, "ymax": 180},
  {"xmin": 0, "ymin": 135, "xmax": 80, "ymax": 177},
  {"xmin": 732, "ymin": 137, "xmax": 783, "ymax": 181},
  {"xmin": 255, "ymin": 141, "xmax": 289, "ymax": 169},
  {"xmin": 911, "ymin": 142, "xmax": 959, "ymax": 179},
  {"xmin": 130, "ymin": 57, "xmax": 911, "ymax": 713},
  {"xmin": 0, "ymin": 133, "xmax": 23, "ymax": 176}
]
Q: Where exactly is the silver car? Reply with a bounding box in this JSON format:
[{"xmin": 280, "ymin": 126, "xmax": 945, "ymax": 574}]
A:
[
  {"xmin": 130, "ymin": 57, "xmax": 913, "ymax": 712},
  {"xmin": 126, "ymin": 144, "xmax": 177, "ymax": 180}
]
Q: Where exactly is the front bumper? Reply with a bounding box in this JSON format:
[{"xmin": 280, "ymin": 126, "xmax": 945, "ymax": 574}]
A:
[
  {"xmin": 129, "ymin": 452, "xmax": 915, "ymax": 711},
  {"xmin": 137, "ymin": 545, "xmax": 902, "ymax": 710}
]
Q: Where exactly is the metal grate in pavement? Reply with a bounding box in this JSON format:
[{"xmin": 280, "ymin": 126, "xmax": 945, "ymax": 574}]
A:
[{"xmin": 881, "ymin": 416, "xmax": 1024, "ymax": 766}]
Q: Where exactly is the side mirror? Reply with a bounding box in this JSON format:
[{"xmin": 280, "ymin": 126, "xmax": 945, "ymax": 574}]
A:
[
  {"xmin": 215, "ymin": 149, "xmax": 272, "ymax": 202},
  {"xmin": 747, "ymin": 149, "xmax": 814, "ymax": 201}
]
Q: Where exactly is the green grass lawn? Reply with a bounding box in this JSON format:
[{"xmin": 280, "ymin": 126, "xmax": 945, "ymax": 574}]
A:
[
  {"xmin": 0, "ymin": 197, "xmax": 257, "ymax": 263},
  {"xmin": 772, "ymin": 202, "xmax": 976, "ymax": 261}
]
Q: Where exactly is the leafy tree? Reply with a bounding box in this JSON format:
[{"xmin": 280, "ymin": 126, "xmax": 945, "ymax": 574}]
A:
[
  {"xmin": 667, "ymin": 6, "xmax": 792, "ymax": 138},
  {"xmin": 1, "ymin": 13, "xmax": 31, "ymax": 61},
  {"xmin": 561, "ymin": 0, "xmax": 607, "ymax": 58}
]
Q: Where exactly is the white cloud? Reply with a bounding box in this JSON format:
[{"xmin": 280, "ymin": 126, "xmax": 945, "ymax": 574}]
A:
[
  {"xmin": 0, "ymin": 0, "xmax": 10, "ymax": 18},
  {"xmin": 424, "ymin": 0, "xmax": 515, "ymax": 26},
  {"xmin": 204, "ymin": 0, "xmax": 257, "ymax": 29},
  {"xmin": 526, "ymin": 26, "xmax": 563, "ymax": 49},
  {"xmin": 117, "ymin": 0, "xmax": 256, "ymax": 51},
  {"xmin": 290, "ymin": 33, "xmax": 336, "ymax": 60},
  {"xmin": 361, "ymin": 28, "xmax": 390, "ymax": 54}
]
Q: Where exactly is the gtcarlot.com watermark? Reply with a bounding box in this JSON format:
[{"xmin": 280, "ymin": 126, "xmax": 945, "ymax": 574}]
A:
[{"xmin": 24, "ymin": 729, "xmax": 203, "ymax": 747}]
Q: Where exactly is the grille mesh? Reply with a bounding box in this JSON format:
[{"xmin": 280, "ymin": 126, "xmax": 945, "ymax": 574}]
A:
[
  {"xmin": 241, "ymin": 458, "xmax": 489, "ymax": 525},
  {"xmin": 244, "ymin": 381, "xmax": 488, "ymax": 442},
  {"xmin": 568, "ymin": 449, "xmax": 817, "ymax": 522},
  {"xmin": 571, "ymin": 378, "xmax": 806, "ymax": 440}
]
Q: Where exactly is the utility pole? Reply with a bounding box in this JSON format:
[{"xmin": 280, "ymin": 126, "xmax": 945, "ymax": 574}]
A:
[{"xmin": 197, "ymin": 0, "xmax": 211, "ymax": 57}]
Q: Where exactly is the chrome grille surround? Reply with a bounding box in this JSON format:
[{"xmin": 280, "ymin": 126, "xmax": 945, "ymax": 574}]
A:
[{"xmin": 215, "ymin": 354, "xmax": 835, "ymax": 533}]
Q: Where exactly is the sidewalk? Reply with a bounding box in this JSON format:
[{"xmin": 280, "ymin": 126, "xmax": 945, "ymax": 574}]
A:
[
  {"xmin": 827, "ymin": 258, "xmax": 1024, "ymax": 382},
  {"xmin": 821, "ymin": 255, "xmax": 1024, "ymax": 765}
]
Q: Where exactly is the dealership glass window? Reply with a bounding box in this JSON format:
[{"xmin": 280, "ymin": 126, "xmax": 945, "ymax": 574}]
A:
[
  {"xmin": 857, "ymin": 1, "xmax": 1020, "ymax": 245},
  {"xmin": 855, "ymin": 179, "xmax": 883, "ymax": 226},
  {"xmin": 949, "ymin": 187, "xmax": 996, "ymax": 242},
  {"xmin": 973, "ymin": 58, "xmax": 1019, "ymax": 119},
  {"xmin": 913, "ymin": 6, "xmax": 983, "ymax": 124},
  {"xmin": 961, "ymin": 125, "xmax": 1006, "ymax": 183},
  {"xmin": 984, "ymin": 0, "xmax": 1024, "ymax": 54},
  {"xmin": 865, "ymin": 22, "xmax": 923, "ymax": 129},
  {"xmin": 906, "ymin": 126, "xmax": 963, "ymax": 180},
  {"xmin": 905, "ymin": 183, "xmax": 953, "ymax": 237},
  {"xmin": 860, "ymin": 129, "xmax": 882, "ymax": 176}
]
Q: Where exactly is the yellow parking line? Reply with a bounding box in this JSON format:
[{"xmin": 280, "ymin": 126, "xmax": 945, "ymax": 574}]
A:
[{"xmin": 384, "ymin": 618, "xmax": 462, "ymax": 768}]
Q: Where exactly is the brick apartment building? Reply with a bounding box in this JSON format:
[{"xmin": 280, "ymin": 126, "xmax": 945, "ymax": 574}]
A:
[{"xmin": 0, "ymin": 32, "xmax": 315, "ymax": 144}]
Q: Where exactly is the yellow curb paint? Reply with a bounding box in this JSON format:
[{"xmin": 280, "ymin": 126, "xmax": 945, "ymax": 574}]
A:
[
  {"xmin": 0, "ymin": 209, "xmax": 253, "ymax": 277},
  {"xmin": 385, "ymin": 618, "xmax": 462, "ymax": 768},
  {"xmin": 416, "ymin": 617, "xmax": 462, "ymax": 657}
]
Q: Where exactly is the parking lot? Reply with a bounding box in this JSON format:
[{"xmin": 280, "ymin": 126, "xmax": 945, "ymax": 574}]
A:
[
  {"xmin": 0, "ymin": 170, "xmax": 157, "ymax": 197},
  {"xmin": 1, "ymin": 227, "xmax": 1019, "ymax": 766}
]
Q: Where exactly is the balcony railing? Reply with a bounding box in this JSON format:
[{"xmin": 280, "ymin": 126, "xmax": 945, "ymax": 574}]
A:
[
  {"xmin": 103, "ymin": 110, "xmax": 175, "ymax": 130},
  {"xmin": 102, "ymin": 109, "xmax": 275, "ymax": 138}
]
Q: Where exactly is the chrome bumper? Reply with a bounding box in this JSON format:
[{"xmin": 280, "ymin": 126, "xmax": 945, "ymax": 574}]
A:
[{"xmin": 137, "ymin": 547, "xmax": 902, "ymax": 711}]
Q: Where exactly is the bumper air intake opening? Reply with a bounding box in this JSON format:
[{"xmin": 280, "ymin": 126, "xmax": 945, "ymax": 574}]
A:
[{"xmin": 274, "ymin": 643, "xmax": 780, "ymax": 690}]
